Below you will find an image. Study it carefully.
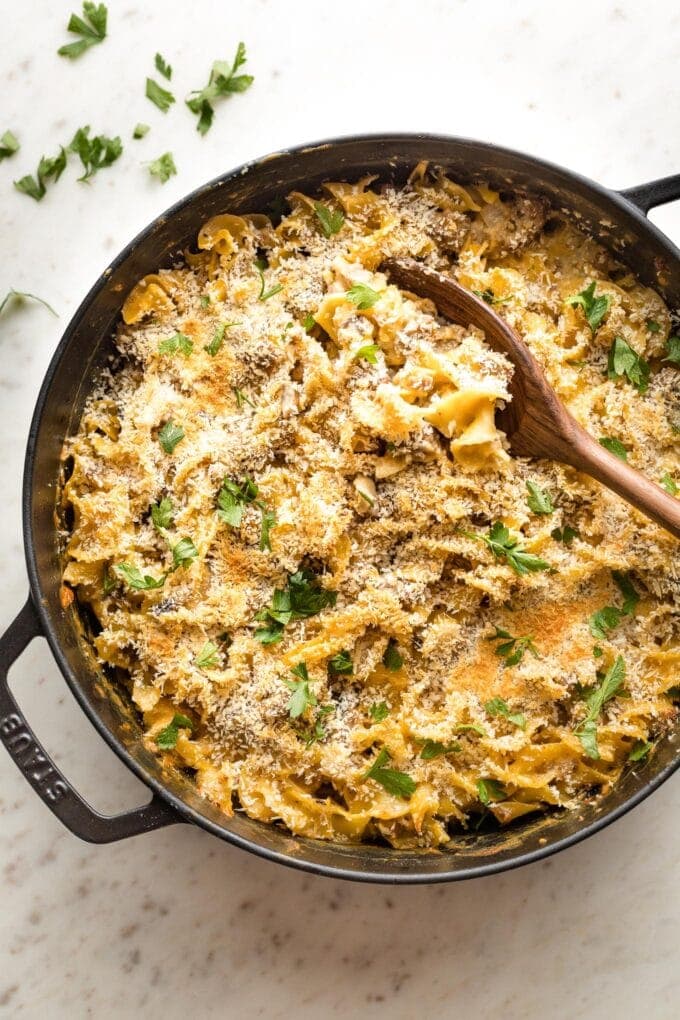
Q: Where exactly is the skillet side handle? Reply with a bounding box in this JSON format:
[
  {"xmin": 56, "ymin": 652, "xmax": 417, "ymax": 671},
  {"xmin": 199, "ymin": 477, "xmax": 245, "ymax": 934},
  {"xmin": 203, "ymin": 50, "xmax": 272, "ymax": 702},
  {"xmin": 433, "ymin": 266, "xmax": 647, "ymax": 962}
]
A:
[
  {"xmin": 0, "ymin": 598, "xmax": 181, "ymax": 843},
  {"xmin": 619, "ymin": 174, "xmax": 680, "ymax": 214}
]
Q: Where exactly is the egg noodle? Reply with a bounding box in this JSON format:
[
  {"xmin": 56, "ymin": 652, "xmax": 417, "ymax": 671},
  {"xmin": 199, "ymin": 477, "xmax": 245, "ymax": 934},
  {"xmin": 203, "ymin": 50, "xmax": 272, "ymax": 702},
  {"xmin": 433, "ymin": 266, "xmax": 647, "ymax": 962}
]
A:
[{"xmin": 62, "ymin": 165, "xmax": 680, "ymax": 848}]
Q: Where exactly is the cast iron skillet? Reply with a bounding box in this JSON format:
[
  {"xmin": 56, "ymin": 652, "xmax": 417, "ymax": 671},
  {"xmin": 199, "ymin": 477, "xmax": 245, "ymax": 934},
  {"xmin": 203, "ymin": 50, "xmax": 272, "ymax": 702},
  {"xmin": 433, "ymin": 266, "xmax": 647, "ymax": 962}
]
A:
[{"xmin": 1, "ymin": 134, "xmax": 679, "ymax": 884}]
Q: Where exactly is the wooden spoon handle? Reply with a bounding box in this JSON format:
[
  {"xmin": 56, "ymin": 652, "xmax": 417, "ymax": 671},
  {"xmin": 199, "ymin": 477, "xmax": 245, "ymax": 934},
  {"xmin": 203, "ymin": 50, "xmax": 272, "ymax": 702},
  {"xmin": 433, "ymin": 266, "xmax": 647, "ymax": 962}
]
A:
[{"xmin": 561, "ymin": 422, "xmax": 680, "ymax": 539}]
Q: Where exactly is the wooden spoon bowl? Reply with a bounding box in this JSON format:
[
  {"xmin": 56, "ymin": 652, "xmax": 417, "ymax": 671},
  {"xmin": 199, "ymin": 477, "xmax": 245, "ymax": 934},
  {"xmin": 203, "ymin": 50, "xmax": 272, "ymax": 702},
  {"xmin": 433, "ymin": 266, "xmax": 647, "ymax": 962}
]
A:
[{"xmin": 382, "ymin": 257, "xmax": 680, "ymax": 540}]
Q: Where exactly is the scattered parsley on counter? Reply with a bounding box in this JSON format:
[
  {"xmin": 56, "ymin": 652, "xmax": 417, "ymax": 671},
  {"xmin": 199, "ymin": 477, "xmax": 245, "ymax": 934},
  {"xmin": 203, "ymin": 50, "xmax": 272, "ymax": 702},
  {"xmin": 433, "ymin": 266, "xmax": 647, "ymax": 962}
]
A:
[
  {"xmin": 0, "ymin": 289, "xmax": 57, "ymax": 317},
  {"xmin": 382, "ymin": 639, "xmax": 403, "ymax": 671},
  {"xmin": 363, "ymin": 747, "xmax": 416, "ymax": 799},
  {"xmin": 15, "ymin": 147, "xmax": 67, "ymax": 201},
  {"xmin": 186, "ymin": 42, "xmax": 254, "ymax": 135},
  {"xmin": 464, "ymin": 521, "xmax": 551, "ymax": 576},
  {"xmin": 69, "ymin": 126, "xmax": 122, "ymax": 181},
  {"xmin": 346, "ymin": 283, "xmax": 381, "ymax": 310},
  {"xmin": 313, "ymin": 201, "xmax": 344, "ymax": 238},
  {"xmin": 0, "ymin": 131, "xmax": 19, "ymax": 161},
  {"xmin": 155, "ymin": 52, "xmax": 172, "ymax": 80},
  {"xmin": 147, "ymin": 151, "xmax": 177, "ymax": 183},
  {"xmin": 145, "ymin": 77, "xmax": 175, "ymax": 112},
  {"xmin": 159, "ymin": 332, "xmax": 193, "ymax": 356},
  {"xmin": 484, "ymin": 696, "xmax": 526, "ymax": 730},
  {"xmin": 575, "ymin": 654, "xmax": 626, "ymax": 759},
  {"xmin": 607, "ymin": 336, "xmax": 650, "ymax": 393},
  {"xmin": 526, "ymin": 480, "xmax": 555, "ymax": 515},
  {"xmin": 598, "ymin": 436, "xmax": 628, "ymax": 461},
  {"xmin": 156, "ymin": 712, "xmax": 193, "ymax": 750},
  {"xmin": 133, "ymin": 123, "xmax": 150, "ymax": 140},
  {"xmin": 486, "ymin": 626, "xmax": 539, "ymax": 669},
  {"xmin": 566, "ymin": 281, "xmax": 611, "ymax": 333},
  {"xmin": 58, "ymin": 2, "xmax": 108, "ymax": 59}
]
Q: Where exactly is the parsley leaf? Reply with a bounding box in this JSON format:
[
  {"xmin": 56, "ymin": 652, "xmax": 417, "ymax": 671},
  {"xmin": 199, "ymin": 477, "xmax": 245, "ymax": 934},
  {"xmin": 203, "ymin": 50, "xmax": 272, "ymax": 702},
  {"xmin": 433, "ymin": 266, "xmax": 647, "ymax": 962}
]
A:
[
  {"xmin": 58, "ymin": 2, "xmax": 107, "ymax": 59},
  {"xmin": 328, "ymin": 650, "xmax": 353, "ymax": 675},
  {"xmin": 419, "ymin": 739, "xmax": 461, "ymax": 760},
  {"xmin": 284, "ymin": 662, "xmax": 317, "ymax": 718},
  {"xmin": 146, "ymin": 77, "xmax": 175, "ymax": 112},
  {"xmin": 472, "ymin": 288, "xmax": 510, "ymax": 305},
  {"xmin": 302, "ymin": 313, "xmax": 316, "ymax": 332},
  {"xmin": 477, "ymin": 778, "xmax": 506, "ymax": 805},
  {"xmin": 232, "ymin": 387, "xmax": 255, "ymax": 408},
  {"xmin": 354, "ymin": 343, "xmax": 380, "ymax": 364},
  {"xmin": 454, "ymin": 724, "xmax": 487, "ymax": 737},
  {"xmin": 382, "ymin": 639, "xmax": 403, "ymax": 671},
  {"xmin": 607, "ymin": 336, "xmax": 650, "ymax": 394},
  {"xmin": 14, "ymin": 147, "xmax": 68, "ymax": 201},
  {"xmin": 186, "ymin": 42, "xmax": 254, "ymax": 135},
  {"xmin": 628, "ymin": 739, "xmax": 653, "ymax": 762},
  {"xmin": 0, "ymin": 130, "xmax": 19, "ymax": 161},
  {"xmin": 158, "ymin": 332, "xmax": 193, "ymax": 356},
  {"xmin": 566, "ymin": 281, "xmax": 611, "ymax": 333},
  {"xmin": 254, "ymin": 569, "xmax": 337, "ymax": 644},
  {"xmin": 661, "ymin": 473, "xmax": 678, "ymax": 495},
  {"xmin": 156, "ymin": 712, "xmax": 193, "ymax": 750},
  {"xmin": 526, "ymin": 481, "xmax": 555, "ymax": 515},
  {"xmin": 466, "ymin": 522, "xmax": 551, "ymax": 576},
  {"xmin": 171, "ymin": 536, "xmax": 198, "ymax": 570},
  {"xmin": 151, "ymin": 496, "xmax": 174, "ymax": 531},
  {"xmin": 259, "ymin": 508, "xmax": 277, "ymax": 552},
  {"xmin": 254, "ymin": 259, "xmax": 282, "ymax": 301},
  {"xmin": 158, "ymin": 421, "xmax": 184, "ymax": 453},
  {"xmin": 313, "ymin": 202, "xmax": 344, "ymax": 238},
  {"xmin": 216, "ymin": 476, "xmax": 259, "ymax": 527},
  {"xmin": 484, "ymin": 696, "xmax": 526, "ymax": 729},
  {"xmin": 68, "ymin": 126, "xmax": 122, "ymax": 182},
  {"xmin": 155, "ymin": 52, "xmax": 172, "ymax": 80},
  {"xmin": 588, "ymin": 571, "xmax": 639, "ymax": 639},
  {"xmin": 116, "ymin": 562, "xmax": 165, "ymax": 590},
  {"xmin": 148, "ymin": 151, "xmax": 177, "ymax": 183},
  {"xmin": 346, "ymin": 283, "xmax": 381, "ymax": 310},
  {"xmin": 133, "ymin": 123, "xmax": 150, "ymax": 140},
  {"xmin": 369, "ymin": 701, "xmax": 389, "ymax": 722},
  {"xmin": 663, "ymin": 336, "xmax": 680, "ymax": 365},
  {"xmin": 363, "ymin": 747, "xmax": 416, "ymax": 799},
  {"xmin": 646, "ymin": 319, "xmax": 661, "ymax": 333},
  {"xmin": 551, "ymin": 525, "xmax": 578, "ymax": 545},
  {"xmin": 204, "ymin": 321, "xmax": 239, "ymax": 356},
  {"xmin": 195, "ymin": 640, "xmax": 220, "ymax": 669},
  {"xmin": 0, "ymin": 289, "xmax": 57, "ymax": 317},
  {"xmin": 599, "ymin": 436, "xmax": 628, "ymax": 461},
  {"xmin": 575, "ymin": 654, "xmax": 626, "ymax": 758}
]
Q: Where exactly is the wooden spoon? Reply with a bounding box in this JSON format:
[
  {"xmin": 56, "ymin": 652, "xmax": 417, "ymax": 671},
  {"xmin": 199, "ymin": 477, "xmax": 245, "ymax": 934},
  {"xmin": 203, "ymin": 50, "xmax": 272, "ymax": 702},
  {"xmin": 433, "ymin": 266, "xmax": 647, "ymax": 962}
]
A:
[{"xmin": 382, "ymin": 257, "xmax": 680, "ymax": 540}]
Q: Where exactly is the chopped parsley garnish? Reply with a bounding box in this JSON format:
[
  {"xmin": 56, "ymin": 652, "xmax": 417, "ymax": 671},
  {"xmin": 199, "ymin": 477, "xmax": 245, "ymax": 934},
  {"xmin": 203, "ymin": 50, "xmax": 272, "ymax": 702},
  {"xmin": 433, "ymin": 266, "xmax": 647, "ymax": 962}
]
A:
[
  {"xmin": 598, "ymin": 436, "xmax": 628, "ymax": 461},
  {"xmin": 369, "ymin": 701, "xmax": 389, "ymax": 722},
  {"xmin": 575, "ymin": 654, "xmax": 626, "ymax": 759},
  {"xmin": 217, "ymin": 477, "xmax": 276, "ymax": 549},
  {"xmin": 204, "ymin": 321, "xmax": 239, "ymax": 356},
  {"xmin": 158, "ymin": 332, "xmax": 193, "ymax": 356},
  {"xmin": 646, "ymin": 319, "xmax": 661, "ymax": 333},
  {"xmin": 593, "ymin": 645, "xmax": 604, "ymax": 658},
  {"xmin": 0, "ymin": 130, "xmax": 19, "ymax": 161},
  {"xmin": 145, "ymin": 77, "xmax": 175, "ymax": 112},
  {"xmin": 259, "ymin": 508, "xmax": 277, "ymax": 552},
  {"xmin": 158, "ymin": 420, "xmax": 184, "ymax": 453},
  {"xmin": 566, "ymin": 281, "xmax": 611, "ymax": 333},
  {"xmin": 15, "ymin": 147, "xmax": 67, "ymax": 201},
  {"xmin": 133, "ymin": 123, "xmax": 150, "ymax": 140},
  {"xmin": 354, "ymin": 343, "xmax": 380, "ymax": 364},
  {"xmin": 313, "ymin": 201, "xmax": 344, "ymax": 238},
  {"xmin": 477, "ymin": 778, "xmax": 506, "ymax": 805},
  {"xmin": 472, "ymin": 288, "xmax": 509, "ymax": 305},
  {"xmin": 454, "ymin": 723, "xmax": 487, "ymax": 736},
  {"xmin": 300, "ymin": 705, "xmax": 334, "ymax": 747},
  {"xmin": 628, "ymin": 739, "xmax": 653, "ymax": 762},
  {"xmin": 155, "ymin": 52, "xmax": 172, "ymax": 80},
  {"xmin": 0, "ymin": 289, "xmax": 57, "ymax": 317},
  {"xmin": 484, "ymin": 696, "xmax": 526, "ymax": 730},
  {"xmin": 151, "ymin": 496, "xmax": 174, "ymax": 531},
  {"xmin": 171, "ymin": 536, "xmax": 198, "ymax": 570},
  {"xmin": 58, "ymin": 2, "xmax": 107, "ymax": 59},
  {"xmin": 195, "ymin": 640, "xmax": 220, "ymax": 669},
  {"xmin": 419, "ymin": 739, "xmax": 461, "ymax": 760},
  {"xmin": 363, "ymin": 747, "xmax": 416, "ymax": 799},
  {"xmin": 102, "ymin": 569, "xmax": 116, "ymax": 595},
  {"xmin": 68, "ymin": 126, "xmax": 122, "ymax": 181},
  {"xmin": 116, "ymin": 562, "xmax": 165, "ymax": 590},
  {"xmin": 328, "ymin": 649, "xmax": 353, "ymax": 675},
  {"xmin": 664, "ymin": 336, "xmax": 680, "ymax": 365},
  {"xmin": 346, "ymin": 283, "xmax": 381, "ymax": 310},
  {"xmin": 486, "ymin": 626, "xmax": 539, "ymax": 669},
  {"xmin": 254, "ymin": 569, "xmax": 337, "ymax": 644},
  {"xmin": 526, "ymin": 481, "xmax": 555, "ymax": 515},
  {"xmin": 186, "ymin": 42, "xmax": 254, "ymax": 135},
  {"xmin": 156, "ymin": 712, "xmax": 193, "ymax": 750},
  {"xmin": 284, "ymin": 662, "xmax": 317, "ymax": 718},
  {"xmin": 589, "ymin": 570, "xmax": 639, "ymax": 639},
  {"xmin": 302, "ymin": 313, "xmax": 316, "ymax": 332},
  {"xmin": 254, "ymin": 259, "xmax": 282, "ymax": 301},
  {"xmin": 382, "ymin": 639, "xmax": 403, "ymax": 671},
  {"xmin": 200, "ymin": 294, "xmax": 211, "ymax": 308},
  {"xmin": 661, "ymin": 473, "xmax": 678, "ymax": 495},
  {"xmin": 607, "ymin": 336, "xmax": 650, "ymax": 393},
  {"xmin": 148, "ymin": 151, "xmax": 177, "ymax": 183},
  {"xmin": 232, "ymin": 386, "xmax": 255, "ymax": 408},
  {"xmin": 551, "ymin": 525, "xmax": 578, "ymax": 545},
  {"xmin": 465, "ymin": 521, "xmax": 551, "ymax": 576}
]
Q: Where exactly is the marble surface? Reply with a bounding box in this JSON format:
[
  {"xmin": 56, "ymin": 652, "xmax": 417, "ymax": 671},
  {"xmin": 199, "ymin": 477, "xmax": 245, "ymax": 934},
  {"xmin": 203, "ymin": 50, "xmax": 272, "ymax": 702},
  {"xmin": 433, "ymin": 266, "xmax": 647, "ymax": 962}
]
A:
[{"xmin": 1, "ymin": 1, "xmax": 679, "ymax": 1016}]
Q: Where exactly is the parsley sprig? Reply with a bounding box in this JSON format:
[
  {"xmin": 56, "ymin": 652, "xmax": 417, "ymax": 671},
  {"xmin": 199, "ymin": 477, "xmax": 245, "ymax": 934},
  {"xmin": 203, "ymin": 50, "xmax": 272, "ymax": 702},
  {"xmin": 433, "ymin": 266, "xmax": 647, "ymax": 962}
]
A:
[
  {"xmin": 156, "ymin": 712, "xmax": 193, "ymax": 750},
  {"xmin": 599, "ymin": 436, "xmax": 628, "ymax": 461},
  {"xmin": 566, "ymin": 281, "xmax": 611, "ymax": 333},
  {"xmin": 486, "ymin": 626, "xmax": 539, "ymax": 669},
  {"xmin": 148, "ymin": 152, "xmax": 177, "ymax": 183},
  {"xmin": 186, "ymin": 42, "xmax": 254, "ymax": 135},
  {"xmin": 526, "ymin": 481, "xmax": 554, "ymax": 515},
  {"xmin": 254, "ymin": 259, "xmax": 283, "ymax": 301},
  {"xmin": 216, "ymin": 476, "xmax": 276, "ymax": 551},
  {"xmin": 346, "ymin": 283, "xmax": 381, "ymax": 310},
  {"xmin": 158, "ymin": 420, "xmax": 184, "ymax": 453},
  {"xmin": 313, "ymin": 202, "xmax": 344, "ymax": 238},
  {"xmin": 58, "ymin": 2, "xmax": 108, "ymax": 59},
  {"xmin": 195, "ymin": 641, "xmax": 220, "ymax": 669},
  {"xmin": 69, "ymin": 126, "xmax": 122, "ymax": 181},
  {"xmin": 159, "ymin": 332, "xmax": 193, "ymax": 356},
  {"xmin": 254, "ymin": 569, "xmax": 337, "ymax": 644},
  {"xmin": 15, "ymin": 147, "xmax": 67, "ymax": 201},
  {"xmin": 464, "ymin": 522, "xmax": 551, "ymax": 576},
  {"xmin": 146, "ymin": 77, "xmax": 175, "ymax": 113},
  {"xmin": 607, "ymin": 336, "xmax": 650, "ymax": 394},
  {"xmin": 419, "ymin": 739, "xmax": 461, "ymax": 760},
  {"xmin": 589, "ymin": 571, "xmax": 639, "ymax": 640},
  {"xmin": 484, "ymin": 696, "xmax": 526, "ymax": 730},
  {"xmin": 575, "ymin": 655, "xmax": 626, "ymax": 758},
  {"xmin": 363, "ymin": 747, "xmax": 416, "ymax": 799},
  {"xmin": 477, "ymin": 778, "xmax": 506, "ymax": 805}
]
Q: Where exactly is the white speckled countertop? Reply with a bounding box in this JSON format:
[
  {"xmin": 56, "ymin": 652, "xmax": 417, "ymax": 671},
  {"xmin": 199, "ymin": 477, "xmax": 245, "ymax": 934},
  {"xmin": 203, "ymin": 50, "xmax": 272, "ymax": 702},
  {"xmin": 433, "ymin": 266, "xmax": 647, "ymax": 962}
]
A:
[{"xmin": 1, "ymin": 1, "xmax": 679, "ymax": 1016}]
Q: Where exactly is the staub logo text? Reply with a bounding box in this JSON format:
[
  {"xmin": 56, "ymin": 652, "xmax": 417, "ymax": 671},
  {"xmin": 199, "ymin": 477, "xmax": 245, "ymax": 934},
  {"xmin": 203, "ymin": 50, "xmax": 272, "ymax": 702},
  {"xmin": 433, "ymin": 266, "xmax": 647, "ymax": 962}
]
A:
[{"xmin": 0, "ymin": 713, "xmax": 69, "ymax": 802}]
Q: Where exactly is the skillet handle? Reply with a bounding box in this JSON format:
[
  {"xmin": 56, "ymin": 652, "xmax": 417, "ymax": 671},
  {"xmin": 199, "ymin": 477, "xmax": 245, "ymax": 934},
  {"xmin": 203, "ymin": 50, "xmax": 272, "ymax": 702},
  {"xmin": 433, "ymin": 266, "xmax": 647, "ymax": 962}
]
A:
[
  {"xmin": 619, "ymin": 174, "xmax": 680, "ymax": 214},
  {"xmin": 0, "ymin": 598, "xmax": 181, "ymax": 843}
]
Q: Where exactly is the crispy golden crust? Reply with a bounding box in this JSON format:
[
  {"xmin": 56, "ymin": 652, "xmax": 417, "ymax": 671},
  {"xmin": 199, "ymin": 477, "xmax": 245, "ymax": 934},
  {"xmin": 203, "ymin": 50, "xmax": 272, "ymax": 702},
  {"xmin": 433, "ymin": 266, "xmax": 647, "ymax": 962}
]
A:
[{"xmin": 62, "ymin": 169, "xmax": 680, "ymax": 848}]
